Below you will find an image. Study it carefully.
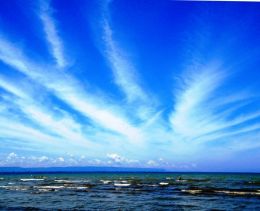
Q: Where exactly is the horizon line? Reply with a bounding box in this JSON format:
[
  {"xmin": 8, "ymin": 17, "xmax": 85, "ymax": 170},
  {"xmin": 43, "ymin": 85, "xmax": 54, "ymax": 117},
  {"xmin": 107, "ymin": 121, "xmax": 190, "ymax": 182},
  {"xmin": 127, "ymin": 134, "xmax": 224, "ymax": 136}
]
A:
[{"xmin": 0, "ymin": 166, "xmax": 259, "ymax": 174}]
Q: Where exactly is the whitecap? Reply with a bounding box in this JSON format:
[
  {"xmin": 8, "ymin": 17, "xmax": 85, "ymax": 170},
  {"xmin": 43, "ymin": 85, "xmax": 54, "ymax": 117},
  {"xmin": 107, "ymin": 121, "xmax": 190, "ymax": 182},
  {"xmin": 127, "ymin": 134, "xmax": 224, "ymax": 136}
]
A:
[
  {"xmin": 100, "ymin": 180, "xmax": 112, "ymax": 184},
  {"xmin": 114, "ymin": 183, "xmax": 131, "ymax": 187},
  {"xmin": 54, "ymin": 179, "xmax": 89, "ymax": 183},
  {"xmin": 20, "ymin": 178, "xmax": 44, "ymax": 182},
  {"xmin": 176, "ymin": 179, "xmax": 187, "ymax": 182},
  {"xmin": 54, "ymin": 179, "xmax": 76, "ymax": 183},
  {"xmin": 159, "ymin": 182, "xmax": 169, "ymax": 186},
  {"xmin": 0, "ymin": 185, "xmax": 9, "ymax": 188},
  {"xmin": 147, "ymin": 184, "xmax": 158, "ymax": 187},
  {"xmin": 76, "ymin": 187, "xmax": 89, "ymax": 190},
  {"xmin": 181, "ymin": 189, "xmax": 202, "ymax": 194},
  {"xmin": 34, "ymin": 185, "xmax": 64, "ymax": 189},
  {"xmin": 0, "ymin": 185, "xmax": 28, "ymax": 191},
  {"xmin": 38, "ymin": 189, "xmax": 51, "ymax": 192},
  {"xmin": 216, "ymin": 190, "xmax": 260, "ymax": 195}
]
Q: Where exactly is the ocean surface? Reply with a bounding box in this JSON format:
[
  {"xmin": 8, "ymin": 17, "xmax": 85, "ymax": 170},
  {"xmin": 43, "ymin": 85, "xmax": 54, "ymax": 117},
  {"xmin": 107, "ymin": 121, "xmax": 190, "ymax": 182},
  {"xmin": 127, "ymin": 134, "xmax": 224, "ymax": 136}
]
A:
[{"xmin": 0, "ymin": 172, "xmax": 259, "ymax": 210}]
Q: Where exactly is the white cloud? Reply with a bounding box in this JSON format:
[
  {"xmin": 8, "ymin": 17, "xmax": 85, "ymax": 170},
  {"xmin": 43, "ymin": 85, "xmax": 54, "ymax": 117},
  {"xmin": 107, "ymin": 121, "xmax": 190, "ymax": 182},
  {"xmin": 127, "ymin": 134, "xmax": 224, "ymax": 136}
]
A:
[
  {"xmin": 0, "ymin": 77, "xmax": 95, "ymax": 146},
  {"xmin": 99, "ymin": 1, "xmax": 160, "ymax": 124},
  {"xmin": 170, "ymin": 66, "xmax": 224, "ymax": 138},
  {"xmin": 39, "ymin": 0, "xmax": 67, "ymax": 68},
  {"xmin": 0, "ymin": 2, "xmax": 259, "ymax": 168},
  {"xmin": 106, "ymin": 153, "xmax": 139, "ymax": 165},
  {"xmin": 147, "ymin": 160, "xmax": 157, "ymax": 166},
  {"xmin": 0, "ymin": 36, "xmax": 144, "ymax": 144},
  {"xmin": 38, "ymin": 156, "xmax": 49, "ymax": 162},
  {"xmin": 6, "ymin": 152, "xmax": 17, "ymax": 160},
  {"xmin": 169, "ymin": 64, "xmax": 260, "ymax": 142},
  {"xmin": 0, "ymin": 116, "xmax": 59, "ymax": 145},
  {"xmin": 102, "ymin": 20, "xmax": 148, "ymax": 103},
  {"xmin": 57, "ymin": 157, "xmax": 64, "ymax": 162},
  {"xmin": 107, "ymin": 153, "xmax": 125, "ymax": 163},
  {"xmin": 1, "ymin": 153, "xmax": 143, "ymax": 168}
]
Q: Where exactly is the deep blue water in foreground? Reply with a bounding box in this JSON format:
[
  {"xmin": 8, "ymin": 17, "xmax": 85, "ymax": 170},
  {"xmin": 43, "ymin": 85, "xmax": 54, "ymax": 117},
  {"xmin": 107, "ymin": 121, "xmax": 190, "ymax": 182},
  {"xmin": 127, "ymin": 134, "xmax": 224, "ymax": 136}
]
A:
[{"xmin": 0, "ymin": 172, "xmax": 259, "ymax": 210}]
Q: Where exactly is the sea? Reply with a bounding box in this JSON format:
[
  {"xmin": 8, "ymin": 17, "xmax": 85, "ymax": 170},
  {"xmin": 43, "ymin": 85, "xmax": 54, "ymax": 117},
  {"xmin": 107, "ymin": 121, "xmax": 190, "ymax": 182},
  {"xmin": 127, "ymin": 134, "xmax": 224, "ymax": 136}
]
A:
[{"xmin": 0, "ymin": 172, "xmax": 259, "ymax": 210}]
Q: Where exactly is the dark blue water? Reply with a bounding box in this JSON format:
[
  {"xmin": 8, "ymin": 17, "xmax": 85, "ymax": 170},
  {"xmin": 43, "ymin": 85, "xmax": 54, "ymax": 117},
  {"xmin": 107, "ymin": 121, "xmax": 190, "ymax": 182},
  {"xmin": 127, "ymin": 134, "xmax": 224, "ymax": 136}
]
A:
[{"xmin": 0, "ymin": 173, "xmax": 259, "ymax": 210}]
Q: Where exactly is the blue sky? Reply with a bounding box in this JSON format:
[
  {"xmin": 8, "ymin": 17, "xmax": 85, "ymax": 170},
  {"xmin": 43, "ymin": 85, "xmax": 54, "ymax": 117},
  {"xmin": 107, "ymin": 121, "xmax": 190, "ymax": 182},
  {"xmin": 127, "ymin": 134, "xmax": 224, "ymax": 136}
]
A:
[{"xmin": 0, "ymin": 0, "xmax": 260, "ymax": 171}]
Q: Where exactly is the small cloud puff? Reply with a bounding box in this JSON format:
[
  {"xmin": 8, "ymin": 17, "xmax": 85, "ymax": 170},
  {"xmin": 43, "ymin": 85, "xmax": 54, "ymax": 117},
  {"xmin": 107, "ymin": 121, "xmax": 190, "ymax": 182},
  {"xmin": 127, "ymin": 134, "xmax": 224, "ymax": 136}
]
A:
[
  {"xmin": 107, "ymin": 153, "xmax": 139, "ymax": 165},
  {"xmin": 107, "ymin": 153, "xmax": 125, "ymax": 163},
  {"xmin": 57, "ymin": 157, "xmax": 65, "ymax": 162},
  {"xmin": 38, "ymin": 156, "xmax": 49, "ymax": 162},
  {"xmin": 147, "ymin": 160, "xmax": 157, "ymax": 166},
  {"xmin": 6, "ymin": 152, "xmax": 18, "ymax": 160}
]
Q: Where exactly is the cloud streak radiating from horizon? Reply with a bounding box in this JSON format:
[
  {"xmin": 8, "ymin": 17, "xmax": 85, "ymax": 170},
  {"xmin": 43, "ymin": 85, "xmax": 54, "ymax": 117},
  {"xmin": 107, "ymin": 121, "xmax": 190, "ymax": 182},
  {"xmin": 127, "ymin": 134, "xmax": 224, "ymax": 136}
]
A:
[{"xmin": 0, "ymin": 0, "xmax": 259, "ymax": 171}]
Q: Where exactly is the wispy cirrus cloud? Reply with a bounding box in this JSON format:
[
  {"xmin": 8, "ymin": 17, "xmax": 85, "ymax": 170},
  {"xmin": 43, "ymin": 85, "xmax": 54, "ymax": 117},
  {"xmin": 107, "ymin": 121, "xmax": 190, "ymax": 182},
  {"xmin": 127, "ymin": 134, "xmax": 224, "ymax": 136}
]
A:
[
  {"xmin": 169, "ymin": 61, "xmax": 260, "ymax": 155},
  {"xmin": 170, "ymin": 64, "xmax": 225, "ymax": 138},
  {"xmin": 102, "ymin": 20, "xmax": 148, "ymax": 103},
  {"xmin": 0, "ymin": 33, "xmax": 143, "ymax": 144},
  {"xmin": 0, "ymin": 73, "xmax": 142, "ymax": 157},
  {"xmin": 39, "ymin": 0, "xmax": 67, "ymax": 68},
  {"xmin": 0, "ymin": 0, "xmax": 259, "ymax": 170},
  {"xmin": 98, "ymin": 1, "xmax": 162, "ymax": 125},
  {"xmin": 0, "ymin": 75, "xmax": 97, "ymax": 150},
  {"xmin": 98, "ymin": 0, "xmax": 158, "ymax": 120}
]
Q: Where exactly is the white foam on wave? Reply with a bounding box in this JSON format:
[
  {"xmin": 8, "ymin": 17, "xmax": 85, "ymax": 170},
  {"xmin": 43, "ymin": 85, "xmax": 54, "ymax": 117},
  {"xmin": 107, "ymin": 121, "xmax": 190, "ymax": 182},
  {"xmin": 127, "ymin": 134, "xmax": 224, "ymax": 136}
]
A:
[
  {"xmin": 114, "ymin": 180, "xmax": 131, "ymax": 187},
  {"xmin": 54, "ymin": 179, "xmax": 80, "ymax": 183},
  {"xmin": 176, "ymin": 179, "xmax": 187, "ymax": 182},
  {"xmin": 21, "ymin": 178, "xmax": 44, "ymax": 182},
  {"xmin": 147, "ymin": 184, "xmax": 158, "ymax": 187},
  {"xmin": 0, "ymin": 185, "xmax": 28, "ymax": 191},
  {"xmin": 38, "ymin": 189, "xmax": 50, "ymax": 192},
  {"xmin": 159, "ymin": 182, "xmax": 169, "ymax": 186},
  {"xmin": 0, "ymin": 185, "xmax": 8, "ymax": 188},
  {"xmin": 114, "ymin": 183, "xmax": 131, "ymax": 187},
  {"xmin": 76, "ymin": 187, "xmax": 88, "ymax": 190},
  {"xmin": 34, "ymin": 185, "xmax": 64, "ymax": 189},
  {"xmin": 66, "ymin": 186, "xmax": 88, "ymax": 190},
  {"xmin": 216, "ymin": 190, "xmax": 260, "ymax": 195},
  {"xmin": 181, "ymin": 189, "xmax": 202, "ymax": 194},
  {"xmin": 54, "ymin": 179, "xmax": 69, "ymax": 182},
  {"xmin": 100, "ymin": 180, "xmax": 112, "ymax": 184},
  {"xmin": 182, "ymin": 189, "xmax": 260, "ymax": 196}
]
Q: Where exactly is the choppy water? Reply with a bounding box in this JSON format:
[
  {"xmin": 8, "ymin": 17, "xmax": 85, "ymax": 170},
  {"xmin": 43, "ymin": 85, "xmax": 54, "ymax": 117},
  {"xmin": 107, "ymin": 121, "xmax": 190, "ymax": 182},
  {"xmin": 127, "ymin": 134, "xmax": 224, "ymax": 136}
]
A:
[{"xmin": 0, "ymin": 172, "xmax": 259, "ymax": 210}]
